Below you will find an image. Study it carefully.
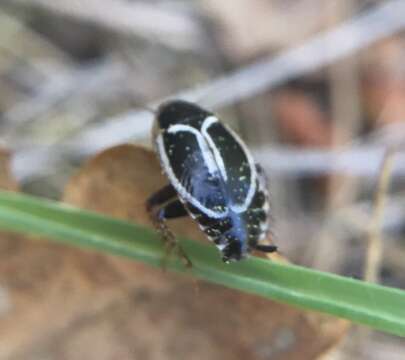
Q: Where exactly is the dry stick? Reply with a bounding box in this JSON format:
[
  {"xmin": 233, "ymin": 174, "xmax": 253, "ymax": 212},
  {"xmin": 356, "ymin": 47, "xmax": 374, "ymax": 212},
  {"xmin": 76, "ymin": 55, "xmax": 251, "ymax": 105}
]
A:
[
  {"xmin": 17, "ymin": 0, "xmax": 204, "ymax": 51},
  {"xmin": 48, "ymin": 0, "xmax": 405, "ymax": 154},
  {"xmin": 347, "ymin": 149, "xmax": 396, "ymax": 360},
  {"xmin": 312, "ymin": 0, "xmax": 362, "ymax": 273},
  {"xmin": 365, "ymin": 149, "xmax": 396, "ymax": 283},
  {"xmin": 9, "ymin": 1, "xmax": 405, "ymax": 180},
  {"xmin": 326, "ymin": 0, "xmax": 362, "ymax": 205},
  {"xmin": 0, "ymin": 11, "xmax": 72, "ymax": 67},
  {"xmin": 1, "ymin": 60, "xmax": 127, "ymax": 132},
  {"xmin": 10, "ymin": 131, "xmax": 405, "ymax": 183},
  {"xmin": 363, "ymin": 86, "xmax": 404, "ymax": 283}
]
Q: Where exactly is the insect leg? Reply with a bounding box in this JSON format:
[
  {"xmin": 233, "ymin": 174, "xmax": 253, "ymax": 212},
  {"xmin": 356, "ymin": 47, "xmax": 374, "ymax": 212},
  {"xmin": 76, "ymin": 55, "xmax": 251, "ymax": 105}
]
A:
[
  {"xmin": 146, "ymin": 183, "xmax": 177, "ymax": 212},
  {"xmin": 158, "ymin": 200, "xmax": 192, "ymax": 267},
  {"xmin": 157, "ymin": 199, "xmax": 188, "ymax": 220},
  {"xmin": 147, "ymin": 194, "xmax": 192, "ymax": 268},
  {"xmin": 255, "ymin": 244, "xmax": 278, "ymax": 253}
]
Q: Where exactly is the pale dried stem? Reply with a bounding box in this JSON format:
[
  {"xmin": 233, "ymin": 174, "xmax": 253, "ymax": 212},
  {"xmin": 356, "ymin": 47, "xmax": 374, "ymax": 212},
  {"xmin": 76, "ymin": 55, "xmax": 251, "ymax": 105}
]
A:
[
  {"xmin": 364, "ymin": 150, "xmax": 396, "ymax": 283},
  {"xmin": 35, "ymin": 0, "xmax": 405, "ymax": 156},
  {"xmin": 14, "ymin": 0, "xmax": 204, "ymax": 51},
  {"xmin": 348, "ymin": 148, "xmax": 396, "ymax": 357},
  {"xmin": 312, "ymin": 0, "xmax": 361, "ymax": 272}
]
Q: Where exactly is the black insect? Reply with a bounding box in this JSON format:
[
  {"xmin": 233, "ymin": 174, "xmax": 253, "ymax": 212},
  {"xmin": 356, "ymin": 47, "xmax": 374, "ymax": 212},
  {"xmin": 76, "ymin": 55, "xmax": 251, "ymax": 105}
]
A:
[{"xmin": 146, "ymin": 100, "xmax": 277, "ymax": 262}]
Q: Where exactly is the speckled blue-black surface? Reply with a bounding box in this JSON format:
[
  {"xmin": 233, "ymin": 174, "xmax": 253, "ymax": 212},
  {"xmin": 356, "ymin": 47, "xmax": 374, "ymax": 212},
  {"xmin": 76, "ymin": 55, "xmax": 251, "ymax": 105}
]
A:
[{"xmin": 153, "ymin": 100, "xmax": 275, "ymax": 262}]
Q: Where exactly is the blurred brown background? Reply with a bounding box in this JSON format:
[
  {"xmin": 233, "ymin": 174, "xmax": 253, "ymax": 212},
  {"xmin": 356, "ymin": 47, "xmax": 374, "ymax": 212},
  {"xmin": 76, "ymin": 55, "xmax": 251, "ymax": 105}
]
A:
[{"xmin": 0, "ymin": 0, "xmax": 405, "ymax": 359}]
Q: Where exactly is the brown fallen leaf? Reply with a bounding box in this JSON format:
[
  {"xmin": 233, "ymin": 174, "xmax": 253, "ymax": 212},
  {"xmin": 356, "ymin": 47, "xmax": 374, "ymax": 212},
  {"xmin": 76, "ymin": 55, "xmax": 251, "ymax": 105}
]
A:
[
  {"xmin": 63, "ymin": 144, "xmax": 206, "ymax": 243},
  {"xmin": 0, "ymin": 144, "xmax": 348, "ymax": 360},
  {"xmin": 0, "ymin": 149, "xmax": 18, "ymax": 191}
]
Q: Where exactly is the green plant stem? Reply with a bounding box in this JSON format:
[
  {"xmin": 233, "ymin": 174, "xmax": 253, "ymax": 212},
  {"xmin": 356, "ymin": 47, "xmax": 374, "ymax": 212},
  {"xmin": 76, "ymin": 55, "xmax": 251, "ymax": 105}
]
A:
[{"xmin": 0, "ymin": 190, "xmax": 404, "ymax": 337}]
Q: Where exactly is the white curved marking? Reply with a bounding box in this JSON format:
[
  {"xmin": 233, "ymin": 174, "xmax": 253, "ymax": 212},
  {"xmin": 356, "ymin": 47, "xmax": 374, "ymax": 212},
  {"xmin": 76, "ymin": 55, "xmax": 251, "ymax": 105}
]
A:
[
  {"xmin": 201, "ymin": 116, "xmax": 228, "ymax": 181},
  {"xmin": 156, "ymin": 133, "xmax": 227, "ymax": 219},
  {"xmin": 216, "ymin": 243, "xmax": 226, "ymax": 251},
  {"xmin": 167, "ymin": 124, "xmax": 217, "ymax": 175},
  {"xmin": 201, "ymin": 116, "xmax": 258, "ymax": 213},
  {"xmin": 221, "ymin": 124, "xmax": 257, "ymax": 213},
  {"xmin": 160, "ymin": 115, "xmax": 258, "ymax": 216}
]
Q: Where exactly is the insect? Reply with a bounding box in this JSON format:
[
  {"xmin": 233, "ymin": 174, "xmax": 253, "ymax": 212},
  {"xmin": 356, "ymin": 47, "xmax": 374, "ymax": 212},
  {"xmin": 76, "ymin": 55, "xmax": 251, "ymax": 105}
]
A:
[{"xmin": 146, "ymin": 100, "xmax": 277, "ymax": 262}]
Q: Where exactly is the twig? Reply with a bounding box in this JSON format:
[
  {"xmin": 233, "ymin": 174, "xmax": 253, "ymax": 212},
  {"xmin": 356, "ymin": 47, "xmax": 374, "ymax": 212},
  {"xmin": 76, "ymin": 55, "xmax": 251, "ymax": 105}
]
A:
[
  {"xmin": 254, "ymin": 143, "xmax": 405, "ymax": 177},
  {"xmin": 50, "ymin": 0, "xmax": 405, "ymax": 154},
  {"xmin": 0, "ymin": 10, "xmax": 72, "ymax": 67},
  {"xmin": 364, "ymin": 149, "xmax": 396, "ymax": 283},
  {"xmin": 349, "ymin": 148, "xmax": 396, "ymax": 360},
  {"xmin": 10, "ymin": 143, "xmax": 405, "ymax": 182},
  {"xmin": 14, "ymin": 0, "xmax": 205, "ymax": 51},
  {"xmin": 7, "ymin": 1, "xmax": 405, "ymax": 181},
  {"xmin": 1, "ymin": 59, "xmax": 128, "ymax": 135}
]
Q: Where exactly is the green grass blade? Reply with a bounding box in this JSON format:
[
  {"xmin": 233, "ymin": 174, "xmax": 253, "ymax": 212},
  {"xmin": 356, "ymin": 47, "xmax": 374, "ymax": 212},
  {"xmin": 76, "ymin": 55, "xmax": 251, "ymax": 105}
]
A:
[{"xmin": 0, "ymin": 190, "xmax": 404, "ymax": 337}]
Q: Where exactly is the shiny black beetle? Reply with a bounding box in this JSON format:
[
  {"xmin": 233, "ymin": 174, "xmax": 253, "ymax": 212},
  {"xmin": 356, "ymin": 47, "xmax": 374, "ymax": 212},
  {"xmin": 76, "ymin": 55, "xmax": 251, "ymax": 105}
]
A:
[{"xmin": 146, "ymin": 100, "xmax": 277, "ymax": 262}]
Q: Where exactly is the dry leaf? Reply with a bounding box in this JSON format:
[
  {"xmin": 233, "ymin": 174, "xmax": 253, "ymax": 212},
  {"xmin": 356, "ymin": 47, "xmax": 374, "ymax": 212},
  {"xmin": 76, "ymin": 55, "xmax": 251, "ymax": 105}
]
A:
[
  {"xmin": 0, "ymin": 144, "xmax": 348, "ymax": 359},
  {"xmin": 0, "ymin": 149, "xmax": 18, "ymax": 191}
]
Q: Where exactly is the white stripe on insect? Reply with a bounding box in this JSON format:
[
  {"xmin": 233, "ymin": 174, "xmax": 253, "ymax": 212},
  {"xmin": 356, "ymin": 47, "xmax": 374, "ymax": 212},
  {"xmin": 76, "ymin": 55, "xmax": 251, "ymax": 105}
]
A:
[
  {"xmin": 201, "ymin": 116, "xmax": 228, "ymax": 181},
  {"xmin": 167, "ymin": 124, "xmax": 217, "ymax": 175},
  {"xmin": 156, "ymin": 133, "xmax": 227, "ymax": 219},
  {"xmin": 200, "ymin": 116, "xmax": 257, "ymax": 212},
  {"xmin": 162, "ymin": 116, "xmax": 257, "ymax": 215},
  {"xmin": 220, "ymin": 124, "xmax": 257, "ymax": 213},
  {"xmin": 216, "ymin": 243, "xmax": 226, "ymax": 251}
]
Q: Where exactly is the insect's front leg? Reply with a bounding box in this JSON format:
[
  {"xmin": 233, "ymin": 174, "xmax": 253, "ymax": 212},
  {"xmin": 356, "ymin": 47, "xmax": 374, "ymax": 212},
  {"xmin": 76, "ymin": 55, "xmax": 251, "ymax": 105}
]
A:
[
  {"xmin": 146, "ymin": 183, "xmax": 178, "ymax": 213},
  {"xmin": 146, "ymin": 183, "xmax": 188, "ymax": 226},
  {"xmin": 156, "ymin": 199, "xmax": 188, "ymax": 220},
  {"xmin": 255, "ymin": 244, "xmax": 278, "ymax": 253},
  {"xmin": 146, "ymin": 184, "xmax": 192, "ymax": 267}
]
